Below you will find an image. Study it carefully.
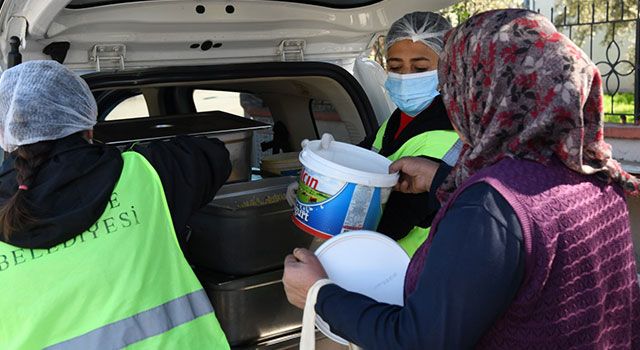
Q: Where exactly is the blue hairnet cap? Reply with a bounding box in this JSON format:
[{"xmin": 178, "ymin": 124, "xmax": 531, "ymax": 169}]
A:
[
  {"xmin": 385, "ymin": 11, "xmax": 452, "ymax": 54},
  {"xmin": 0, "ymin": 60, "xmax": 97, "ymax": 152}
]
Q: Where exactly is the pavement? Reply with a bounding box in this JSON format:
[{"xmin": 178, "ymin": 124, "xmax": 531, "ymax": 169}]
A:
[{"xmin": 619, "ymin": 160, "xmax": 640, "ymax": 175}]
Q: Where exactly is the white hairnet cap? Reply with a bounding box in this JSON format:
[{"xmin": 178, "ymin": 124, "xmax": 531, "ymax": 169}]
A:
[
  {"xmin": 0, "ymin": 60, "xmax": 97, "ymax": 152},
  {"xmin": 385, "ymin": 11, "xmax": 452, "ymax": 54}
]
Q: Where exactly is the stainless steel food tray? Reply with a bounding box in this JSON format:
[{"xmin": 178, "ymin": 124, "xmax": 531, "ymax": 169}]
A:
[{"xmin": 93, "ymin": 111, "xmax": 271, "ymax": 182}]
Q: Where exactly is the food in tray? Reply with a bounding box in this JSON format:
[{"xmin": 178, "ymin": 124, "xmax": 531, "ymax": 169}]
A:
[{"xmin": 236, "ymin": 193, "xmax": 287, "ymax": 209}]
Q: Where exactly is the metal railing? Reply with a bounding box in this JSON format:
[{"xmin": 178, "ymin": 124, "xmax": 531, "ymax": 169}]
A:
[{"xmin": 532, "ymin": 0, "xmax": 640, "ymax": 125}]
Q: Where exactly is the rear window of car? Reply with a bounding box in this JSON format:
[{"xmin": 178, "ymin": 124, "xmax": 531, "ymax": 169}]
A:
[
  {"xmin": 310, "ymin": 99, "xmax": 355, "ymax": 143},
  {"xmin": 104, "ymin": 94, "xmax": 149, "ymax": 121},
  {"xmin": 67, "ymin": 0, "xmax": 382, "ymax": 9},
  {"xmin": 193, "ymin": 90, "xmax": 247, "ymax": 116}
]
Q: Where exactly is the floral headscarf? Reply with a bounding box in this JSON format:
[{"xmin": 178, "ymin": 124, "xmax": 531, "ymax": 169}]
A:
[{"xmin": 437, "ymin": 9, "xmax": 640, "ymax": 202}]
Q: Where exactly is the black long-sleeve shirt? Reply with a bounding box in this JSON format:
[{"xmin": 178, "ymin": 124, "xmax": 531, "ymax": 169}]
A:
[
  {"xmin": 0, "ymin": 133, "xmax": 231, "ymax": 249},
  {"xmin": 131, "ymin": 137, "xmax": 231, "ymax": 245},
  {"xmin": 315, "ymin": 168, "xmax": 525, "ymax": 349}
]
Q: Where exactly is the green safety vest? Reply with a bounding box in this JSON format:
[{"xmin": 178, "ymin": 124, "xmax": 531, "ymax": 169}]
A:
[
  {"xmin": 0, "ymin": 152, "xmax": 229, "ymax": 350},
  {"xmin": 373, "ymin": 119, "xmax": 458, "ymax": 257}
]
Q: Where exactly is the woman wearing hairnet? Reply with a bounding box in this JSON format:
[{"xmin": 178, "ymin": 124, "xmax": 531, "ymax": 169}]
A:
[
  {"xmin": 0, "ymin": 61, "xmax": 231, "ymax": 348},
  {"xmin": 360, "ymin": 11, "xmax": 459, "ymax": 256}
]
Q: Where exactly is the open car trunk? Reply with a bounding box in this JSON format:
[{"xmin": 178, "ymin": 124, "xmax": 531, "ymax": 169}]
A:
[{"xmin": 85, "ymin": 61, "xmax": 376, "ymax": 348}]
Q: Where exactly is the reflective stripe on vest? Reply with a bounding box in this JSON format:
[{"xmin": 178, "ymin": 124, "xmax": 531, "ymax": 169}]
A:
[
  {"xmin": 371, "ymin": 119, "xmax": 388, "ymax": 153},
  {"xmin": 45, "ymin": 290, "xmax": 213, "ymax": 350},
  {"xmin": 0, "ymin": 152, "xmax": 229, "ymax": 350},
  {"xmin": 372, "ymin": 119, "xmax": 458, "ymax": 257},
  {"xmin": 372, "ymin": 120, "xmax": 458, "ymax": 161},
  {"xmin": 385, "ymin": 129, "xmax": 458, "ymax": 162}
]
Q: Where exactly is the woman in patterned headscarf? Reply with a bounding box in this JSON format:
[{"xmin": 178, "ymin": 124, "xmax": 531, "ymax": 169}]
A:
[
  {"xmin": 433, "ymin": 11, "xmax": 639, "ymax": 201},
  {"xmin": 283, "ymin": 9, "xmax": 639, "ymax": 349}
]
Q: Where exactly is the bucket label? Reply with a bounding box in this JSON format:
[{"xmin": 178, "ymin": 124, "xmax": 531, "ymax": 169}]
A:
[
  {"xmin": 343, "ymin": 185, "xmax": 375, "ymax": 231},
  {"xmin": 293, "ymin": 167, "xmax": 383, "ymax": 239},
  {"xmin": 297, "ymin": 167, "xmax": 345, "ymax": 203}
]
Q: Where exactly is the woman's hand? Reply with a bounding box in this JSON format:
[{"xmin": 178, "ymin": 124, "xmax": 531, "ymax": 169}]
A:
[
  {"xmin": 283, "ymin": 248, "xmax": 328, "ymax": 309},
  {"xmin": 390, "ymin": 157, "xmax": 440, "ymax": 194}
]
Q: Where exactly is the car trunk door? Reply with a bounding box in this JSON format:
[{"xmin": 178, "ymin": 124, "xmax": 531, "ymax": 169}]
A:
[{"xmin": 0, "ymin": 0, "xmax": 458, "ymax": 72}]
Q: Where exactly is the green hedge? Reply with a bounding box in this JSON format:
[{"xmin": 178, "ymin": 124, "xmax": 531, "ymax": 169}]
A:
[{"xmin": 603, "ymin": 93, "xmax": 636, "ymax": 124}]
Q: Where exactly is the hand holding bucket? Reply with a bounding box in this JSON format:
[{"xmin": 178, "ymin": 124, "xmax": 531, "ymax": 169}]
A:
[{"xmin": 389, "ymin": 156, "xmax": 441, "ymax": 194}]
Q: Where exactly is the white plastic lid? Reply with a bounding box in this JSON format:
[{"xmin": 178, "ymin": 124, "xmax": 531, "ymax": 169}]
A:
[
  {"xmin": 299, "ymin": 134, "xmax": 399, "ymax": 188},
  {"xmin": 314, "ymin": 230, "xmax": 409, "ymax": 345}
]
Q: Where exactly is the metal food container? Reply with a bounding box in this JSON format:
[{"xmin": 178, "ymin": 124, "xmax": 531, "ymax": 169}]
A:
[
  {"xmin": 187, "ymin": 176, "xmax": 314, "ymax": 276},
  {"xmin": 195, "ymin": 267, "xmax": 303, "ymax": 347},
  {"xmin": 93, "ymin": 111, "xmax": 271, "ymax": 182}
]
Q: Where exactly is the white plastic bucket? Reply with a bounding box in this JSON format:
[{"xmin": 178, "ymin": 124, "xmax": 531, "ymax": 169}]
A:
[{"xmin": 293, "ymin": 134, "xmax": 399, "ymax": 239}]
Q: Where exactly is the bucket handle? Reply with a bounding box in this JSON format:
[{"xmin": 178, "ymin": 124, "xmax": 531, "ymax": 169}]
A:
[
  {"xmin": 300, "ymin": 278, "xmax": 363, "ymax": 350},
  {"xmin": 301, "ymin": 133, "xmax": 335, "ymax": 150},
  {"xmin": 300, "ymin": 279, "xmax": 333, "ymax": 350}
]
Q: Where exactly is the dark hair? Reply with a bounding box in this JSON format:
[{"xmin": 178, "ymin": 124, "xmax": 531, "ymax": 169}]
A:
[{"xmin": 0, "ymin": 141, "xmax": 54, "ymax": 240}]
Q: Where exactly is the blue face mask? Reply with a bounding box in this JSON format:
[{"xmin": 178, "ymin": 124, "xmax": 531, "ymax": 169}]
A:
[{"xmin": 384, "ymin": 70, "xmax": 440, "ymax": 117}]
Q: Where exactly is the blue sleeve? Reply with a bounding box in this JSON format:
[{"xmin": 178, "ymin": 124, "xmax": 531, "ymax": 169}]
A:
[{"xmin": 315, "ymin": 183, "xmax": 525, "ymax": 349}]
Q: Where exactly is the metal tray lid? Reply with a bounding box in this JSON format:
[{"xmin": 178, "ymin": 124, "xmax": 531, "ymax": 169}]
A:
[{"xmin": 93, "ymin": 110, "xmax": 271, "ymax": 145}]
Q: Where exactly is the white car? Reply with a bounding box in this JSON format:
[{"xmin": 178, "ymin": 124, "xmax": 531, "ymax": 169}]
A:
[{"xmin": 0, "ymin": 1, "xmax": 456, "ymax": 348}]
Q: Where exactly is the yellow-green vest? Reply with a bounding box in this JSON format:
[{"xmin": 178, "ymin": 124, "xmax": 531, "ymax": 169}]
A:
[
  {"xmin": 0, "ymin": 152, "xmax": 229, "ymax": 350},
  {"xmin": 373, "ymin": 119, "xmax": 458, "ymax": 257}
]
